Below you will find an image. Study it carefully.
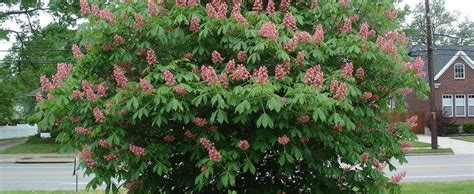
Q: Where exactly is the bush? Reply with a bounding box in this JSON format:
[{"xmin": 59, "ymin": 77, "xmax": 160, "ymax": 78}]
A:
[
  {"xmin": 439, "ymin": 124, "xmax": 459, "ymax": 136},
  {"xmin": 463, "ymin": 123, "xmax": 474, "ymax": 133},
  {"xmin": 31, "ymin": 0, "xmax": 428, "ymax": 193},
  {"xmin": 427, "ymin": 109, "xmax": 457, "ymax": 136}
]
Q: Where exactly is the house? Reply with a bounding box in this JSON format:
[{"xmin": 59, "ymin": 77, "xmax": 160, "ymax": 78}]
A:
[{"xmin": 406, "ymin": 45, "xmax": 474, "ymax": 124}]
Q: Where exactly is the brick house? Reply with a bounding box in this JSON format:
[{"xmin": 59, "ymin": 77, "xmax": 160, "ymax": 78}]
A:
[{"xmin": 406, "ymin": 46, "xmax": 474, "ymax": 124}]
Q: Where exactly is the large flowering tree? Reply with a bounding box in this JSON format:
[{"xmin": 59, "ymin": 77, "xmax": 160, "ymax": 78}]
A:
[{"xmin": 32, "ymin": 0, "xmax": 428, "ymax": 193}]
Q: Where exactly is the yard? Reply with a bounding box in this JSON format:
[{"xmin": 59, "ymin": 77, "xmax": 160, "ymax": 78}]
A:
[
  {"xmin": 450, "ymin": 136, "xmax": 474, "ymax": 143},
  {"xmin": 0, "ymin": 135, "xmax": 65, "ymax": 154}
]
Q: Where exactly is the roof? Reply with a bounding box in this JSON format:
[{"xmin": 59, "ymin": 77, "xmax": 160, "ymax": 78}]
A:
[{"xmin": 409, "ymin": 45, "xmax": 474, "ymax": 80}]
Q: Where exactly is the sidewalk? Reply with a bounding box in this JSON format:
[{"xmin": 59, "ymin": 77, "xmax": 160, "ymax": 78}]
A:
[
  {"xmin": 417, "ymin": 135, "xmax": 474, "ymax": 155},
  {"xmin": 0, "ymin": 153, "xmax": 76, "ymax": 163}
]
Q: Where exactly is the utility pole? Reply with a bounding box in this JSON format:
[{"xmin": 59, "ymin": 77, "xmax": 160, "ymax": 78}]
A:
[{"xmin": 425, "ymin": 0, "xmax": 438, "ymax": 149}]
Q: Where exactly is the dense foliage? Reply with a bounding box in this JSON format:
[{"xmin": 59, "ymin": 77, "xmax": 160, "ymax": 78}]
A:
[{"xmin": 32, "ymin": 0, "xmax": 428, "ymax": 193}]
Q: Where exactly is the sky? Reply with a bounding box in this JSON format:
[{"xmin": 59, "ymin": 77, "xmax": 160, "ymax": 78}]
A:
[{"xmin": 1, "ymin": 0, "xmax": 473, "ymax": 60}]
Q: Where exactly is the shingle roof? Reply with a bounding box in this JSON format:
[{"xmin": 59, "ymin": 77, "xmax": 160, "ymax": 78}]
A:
[{"xmin": 408, "ymin": 45, "xmax": 474, "ymax": 76}]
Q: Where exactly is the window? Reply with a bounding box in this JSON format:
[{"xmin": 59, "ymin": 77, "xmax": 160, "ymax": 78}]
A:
[
  {"xmin": 454, "ymin": 63, "xmax": 465, "ymax": 79},
  {"xmin": 387, "ymin": 99, "xmax": 396, "ymax": 109},
  {"xmin": 442, "ymin": 95, "xmax": 453, "ymax": 117},
  {"xmin": 469, "ymin": 95, "xmax": 474, "ymax": 117},
  {"xmin": 455, "ymin": 95, "xmax": 466, "ymax": 116}
]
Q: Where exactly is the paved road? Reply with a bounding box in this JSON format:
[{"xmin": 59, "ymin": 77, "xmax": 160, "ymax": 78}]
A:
[
  {"xmin": 0, "ymin": 163, "xmax": 97, "ymax": 191},
  {"xmin": 0, "ymin": 155, "xmax": 473, "ymax": 191},
  {"xmin": 0, "ymin": 125, "xmax": 38, "ymax": 140},
  {"xmin": 387, "ymin": 154, "xmax": 474, "ymax": 182}
]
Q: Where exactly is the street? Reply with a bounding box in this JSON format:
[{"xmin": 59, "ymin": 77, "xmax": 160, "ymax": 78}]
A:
[{"xmin": 0, "ymin": 154, "xmax": 473, "ymax": 191}]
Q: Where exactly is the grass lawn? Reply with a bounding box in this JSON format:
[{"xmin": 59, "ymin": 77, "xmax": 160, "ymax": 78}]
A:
[
  {"xmin": 411, "ymin": 141, "xmax": 431, "ymax": 147},
  {"xmin": 0, "ymin": 135, "xmax": 66, "ymax": 154},
  {"xmin": 407, "ymin": 148, "xmax": 453, "ymax": 154},
  {"xmin": 0, "ymin": 191, "xmax": 127, "ymax": 194},
  {"xmin": 450, "ymin": 136, "xmax": 474, "ymax": 143},
  {"xmin": 401, "ymin": 180, "xmax": 474, "ymax": 194}
]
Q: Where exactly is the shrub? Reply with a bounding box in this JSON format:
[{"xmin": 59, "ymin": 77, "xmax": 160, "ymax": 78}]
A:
[
  {"xmin": 427, "ymin": 109, "xmax": 458, "ymax": 136},
  {"xmin": 31, "ymin": 0, "xmax": 428, "ymax": 193},
  {"xmin": 463, "ymin": 123, "xmax": 474, "ymax": 134}
]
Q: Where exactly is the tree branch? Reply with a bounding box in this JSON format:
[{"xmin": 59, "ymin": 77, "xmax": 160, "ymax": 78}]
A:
[{"xmin": 2, "ymin": 8, "xmax": 48, "ymax": 16}]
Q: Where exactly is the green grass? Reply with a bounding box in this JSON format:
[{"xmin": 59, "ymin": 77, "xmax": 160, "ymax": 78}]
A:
[
  {"xmin": 411, "ymin": 141, "xmax": 431, "ymax": 147},
  {"xmin": 401, "ymin": 180, "xmax": 474, "ymax": 194},
  {"xmin": 0, "ymin": 191, "xmax": 127, "ymax": 194},
  {"xmin": 450, "ymin": 136, "xmax": 474, "ymax": 142},
  {"xmin": 407, "ymin": 148, "xmax": 453, "ymax": 154},
  {"xmin": 0, "ymin": 135, "xmax": 66, "ymax": 154}
]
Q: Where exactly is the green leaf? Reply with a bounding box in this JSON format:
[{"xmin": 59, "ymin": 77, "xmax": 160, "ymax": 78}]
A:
[
  {"xmin": 256, "ymin": 113, "xmax": 273, "ymax": 128},
  {"xmin": 235, "ymin": 100, "xmax": 251, "ymax": 114}
]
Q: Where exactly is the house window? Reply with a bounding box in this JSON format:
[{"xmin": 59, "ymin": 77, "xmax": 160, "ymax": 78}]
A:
[
  {"xmin": 442, "ymin": 95, "xmax": 453, "ymax": 117},
  {"xmin": 455, "ymin": 95, "xmax": 466, "ymax": 116},
  {"xmin": 454, "ymin": 63, "xmax": 465, "ymax": 79},
  {"xmin": 469, "ymin": 95, "xmax": 474, "ymax": 117}
]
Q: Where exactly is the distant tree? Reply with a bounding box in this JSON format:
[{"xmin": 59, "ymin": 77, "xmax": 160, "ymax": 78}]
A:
[{"xmin": 404, "ymin": 0, "xmax": 474, "ymax": 46}]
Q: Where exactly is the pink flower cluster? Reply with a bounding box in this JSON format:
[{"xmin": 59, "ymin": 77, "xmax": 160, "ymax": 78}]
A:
[
  {"xmin": 313, "ymin": 24, "xmax": 324, "ymax": 43},
  {"xmin": 35, "ymin": 92, "xmax": 44, "ymax": 102},
  {"xmin": 148, "ymin": 0, "xmax": 158, "ymax": 15},
  {"xmin": 398, "ymin": 88, "xmax": 413, "ymax": 95},
  {"xmin": 162, "ymin": 70, "xmax": 177, "ymax": 86},
  {"xmin": 275, "ymin": 60, "xmax": 291, "ymax": 80},
  {"xmin": 71, "ymin": 90, "xmax": 83, "ymax": 100},
  {"xmin": 91, "ymin": 4, "xmax": 100, "ymax": 16},
  {"xmin": 189, "ymin": 16, "xmax": 200, "ymax": 32},
  {"xmin": 79, "ymin": 0, "xmax": 90, "ymax": 15},
  {"xmin": 95, "ymin": 82, "xmax": 107, "ymax": 97},
  {"xmin": 400, "ymin": 141, "xmax": 412, "ymax": 152},
  {"xmin": 253, "ymin": 66, "xmax": 269, "ymax": 84},
  {"xmin": 278, "ymin": 135, "xmax": 290, "ymax": 145},
  {"xmin": 211, "ymin": 50, "xmax": 224, "ymax": 64},
  {"xmin": 40, "ymin": 75, "xmax": 53, "ymax": 92},
  {"xmin": 300, "ymin": 136, "xmax": 310, "ymax": 143},
  {"xmin": 231, "ymin": 0, "xmax": 248, "ymax": 25},
  {"xmin": 296, "ymin": 51, "xmax": 305, "ymax": 65},
  {"xmin": 390, "ymin": 171, "xmax": 406, "ymax": 184},
  {"xmin": 362, "ymin": 92, "xmax": 373, "ymax": 100},
  {"xmin": 113, "ymin": 67, "xmax": 128, "ymax": 88},
  {"xmin": 206, "ymin": 0, "xmax": 228, "ymax": 19},
  {"xmin": 114, "ymin": 34, "xmax": 125, "ymax": 45},
  {"xmin": 341, "ymin": 62, "xmax": 353, "ymax": 77},
  {"xmin": 355, "ymin": 67, "xmax": 365, "ymax": 78},
  {"xmin": 187, "ymin": 0, "xmax": 199, "ymax": 6},
  {"xmin": 182, "ymin": 53, "xmax": 193, "ymax": 59},
  {"xmin": 303, "ymin": 65, "xmax": 324, "ymax": 88},
  {"xmin": 93, "ymin": 107, "xmax": 104, "ymax": 123},
  {"xmin": 72, "ymin": 44, "xmax": 83, "ymax": 58},
  {"xmin": 384, "ymin": 8, "xmax": 398, "ymax": 20},
  {"xmin": 284, "ymin": 31, "xmax": 311, "ymax": 52},
  {"xmin": 360, "ymin": 152, "xmax": 369, "ymax": 161},
  {"xmin": 265, "ymin": 0, "xmax": 275, "ymax": 14},
  {"xmin": 253, "ymin": 0, "xmax": 263, "ymax": 11},
  {"xmin": 359, "ymin": 22, "xmax": 376, "ymax": 40},
  {"xmin": 99, "ymin": 139, "xmax": 111, "ymax": 149},
  {"xmin": 140, "ymin": 79, "xmax": 154, "ymax": 93},
  {"xmin": 372, "ymin": 159, "xmax": 387, "ymax": 171},
  {"xmin": 75, "ymin": 127, "xmax": 91, "ymax": 134},
  {"xmin": 163, "ymin": 135, "xmax": 176, "ymax": 143},
  {"xmin": 230, "ymin": 64, "xmax": 251, "ymax": 81},
  {"xmin": 184, "ymin": 130, "xmax": 196, "ymax": 139},
  {"xmin": 146, "ymin": 49, "xmax": 157, "ymax": 65},
  {"xmin": 129, "ymin": 144, "xmax": 145, "ymax": 156},
  {"xmin": 339, "ymin": 15, "xmax": 359, "ymax": 33},
  {"xmin": 338, "ymin": 0, "xmax": 350, "ymax": 7},
  {"xmin": 279, "ymin": 0, "xmax": 291, "ymax": 10},
  {"xmin": 238, "ymin": 140, "xmax": 250, "ymax": 151},
  {"xmin": 104, "ymin": 153, "xmax": 118, "ymax": 161},
  {"xmin": 200, "ymin": 138, "xmax": 221, "ymax": 161},
  {"xmin": 52, "ymin": 63, "xmax": 73, "ymax": 87},
  {"xmin": 174, "ymin": 85, "xmax": 188, "ymax": 94},
  {"xmin": 175, "ymin": 0, "xmax": 186, "ymax": 6},
  {"xmin": 132, "ymin": 13, "xmax": 145, "ymax": 30},
  {"xmin": 237, "ymin": 51, "xmax": 247, "ymax": 62},
  {"xmin": 406, "ymin": 115, "xmax": 418, "ymax": 128},
  {"xmin": 200, "ymin": 65, "xmax": 218, "ymax": 84},
  {"xmin": 334, "ymin": 124, "xmax": 343, "ymax": 133},
  {"xmin": 99, "ymin": 9, "xmax": 115, "ymax": 23},
  {"xmin": 259, "ymin": 21, "xmax": 279, "ymax": 41},
  {"xmin": 330, "ymin": 79, "xmax": 347, "ymax": 100},
  {"xmin": 404, "ymin": 57, "xmax": 426, "ymax": 78},
  {"xmin": 298, "ymin": 115, "xmax": 310, "ymax": 123},
  {"xmin": 80, "ymin": 149, "xmax": 96, "ymax": 168},
  {"xmin": 193, "ymin": 117, "xmax": 208, "ymax": 127}
]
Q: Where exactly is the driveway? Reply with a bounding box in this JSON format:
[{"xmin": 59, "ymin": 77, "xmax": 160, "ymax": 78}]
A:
[
  {"xmin": 0, "ymin": 124, "xmax": 38, "ymax": 140},
  {"xmin": 416, "ymin": 135, "xmax": 474, "ymax": 155}
]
